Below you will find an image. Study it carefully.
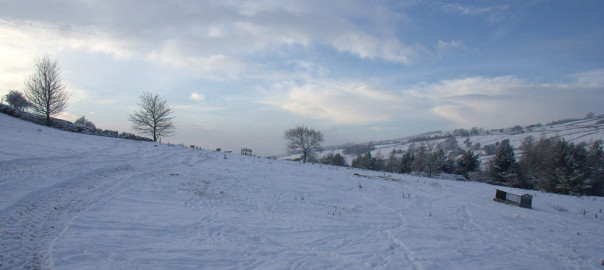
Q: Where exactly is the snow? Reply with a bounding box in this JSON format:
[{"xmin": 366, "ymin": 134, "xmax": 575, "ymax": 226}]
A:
[
  {"xmin": 314, "ymin": 117, "xmax": 604, "ymax": 166},
  {"xmin": 1, "ymin": 113, "xmax": 603, "ymax": 269}
]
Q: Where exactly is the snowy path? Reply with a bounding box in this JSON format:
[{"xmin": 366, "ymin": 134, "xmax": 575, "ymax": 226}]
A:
[
  {"xmin": 1, "ymin": 113, "xmax": 603, "ymax": 269},
  {"xmin": 0, "ymin": 134, "xmax": 197, "ymax": 269}
]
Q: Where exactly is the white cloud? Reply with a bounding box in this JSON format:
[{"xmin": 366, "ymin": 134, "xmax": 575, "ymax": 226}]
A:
[
  {"xmin": 369, "ymin": 126, "xmax": 396, "ymax": 132},
  {"xmin": 0, "ymin": 2, "xmax": 423, "ymax": 75},
  {"xmin": 173, "ymin": 105, "xmax": 226, "ymax": 112},
  {"xmin": 266, "ymin": 71, "xmax": 604, "ymax": 129},
  {"xmin": 0, "ymin": 19, "xmax": 139, "ymax": 94},
  {"xmin": 331, "ymin": 32, "xmax": 422, "ymax": 64},
  {"xmin": 189, "ymin": 93, "xmax": 205, "ymax": 101},
  {"xmin": 270, "ymin": 82, "xmax": 415, "ymax": 125},
  {"xmin": 0, "ymin": 19, "xmax": 137, "ymax": 59},
  {"xmin": 65, "ymin": 88, "xmax": 89, "ymax": 103},
  {"xmin": 147, "ymin": 40, "xmax": 250, "ymax": 79},
  {"xmin": 432, "ymin": 76, "xmax": 524, "ymax": 97},
  {"xmin": 408, "ymin": 73, "xmax": 604, "ymax": 128},
  {"xmin": 56, "ymin": 111, "xmax": 78, "ymax": 121},
  {"xmin": 218, "ymin": 0, "xmax": 305, "ymax": 16},
  {"xmin": 440, "ymin": 3, "xmax": 508, "ymax": 16},
  {"xmin": 437, "ymin": 40, "xmax": 466, "ymax": 54},
  {"xmin": 438, "ymin": 3, "xmax": 509, "ymax": 24},
  {"xmin": 570, "ymin": 69, "xmax": 604, "ymax": 87}
]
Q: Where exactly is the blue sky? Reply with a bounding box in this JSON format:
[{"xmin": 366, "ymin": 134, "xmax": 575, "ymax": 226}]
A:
[{"xmin": 1, "ymin": 0, "xmax": 603, "ymax": 155}]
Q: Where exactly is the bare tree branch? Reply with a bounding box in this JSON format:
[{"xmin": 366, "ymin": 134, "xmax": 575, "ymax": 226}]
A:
[
  {"xmin": 24, "ymin": 54, "xmax": 69, "ymax": 126},
  {"xmin": 284, "ymin": 126, "xmax": 324, "ymax": 163},
  {"xmin": 129, "ymin": 92, "xmax": 176, "ymax": 142}
]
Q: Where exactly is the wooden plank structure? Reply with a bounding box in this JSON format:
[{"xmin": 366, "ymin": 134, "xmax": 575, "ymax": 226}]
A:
[
  {"xmin": 494, "ymin": 189, "xmax": 532, "ymax": 209},
  {"xmin": 241, "ymin": 148, "xmax": 252, "ymax": 156}
]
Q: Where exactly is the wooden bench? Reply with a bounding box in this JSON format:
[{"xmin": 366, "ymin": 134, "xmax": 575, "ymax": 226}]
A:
[
  {"xmin": 494, "ymin": 189, "xmax": 532, "ymax": 209},
  {"xmin": 241, "ymin": 148, "xmax": 252, "ymax": 156}
]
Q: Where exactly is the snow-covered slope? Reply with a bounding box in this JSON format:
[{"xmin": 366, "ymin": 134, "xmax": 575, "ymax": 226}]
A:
[
  {"xmin": 1, "ymin": 113, "xmax": 603, "ymax": 269},
  {"xmin": 317, "ymin": 117, "xmax": 604, "ymax": 165}
]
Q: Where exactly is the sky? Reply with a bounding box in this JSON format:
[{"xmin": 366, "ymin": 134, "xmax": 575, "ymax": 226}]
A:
[{"xmin": 1, "ymin": 0, "xmax": 603, "ymax": 156}]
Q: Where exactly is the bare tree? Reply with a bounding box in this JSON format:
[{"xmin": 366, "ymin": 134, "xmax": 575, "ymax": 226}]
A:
[
  {"xmin": 24, "ymin": 54, "xmax": 70, "ymax": 126},
  {"xmin": 129, "ymin": 92, "xmax": 175, "ymax": 142},
  {"xmin": 4, "ymin": 90, "xmax": 31, "ymax": 111},
  {"xmin": 284, "ymin": 126, "xmax": 324, "ymax": 163}
]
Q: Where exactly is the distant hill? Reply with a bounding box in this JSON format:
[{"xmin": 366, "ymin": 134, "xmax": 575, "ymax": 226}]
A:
[{"xmin": 317, "ymin": 115, "xmax": 604, "ymax": 165}]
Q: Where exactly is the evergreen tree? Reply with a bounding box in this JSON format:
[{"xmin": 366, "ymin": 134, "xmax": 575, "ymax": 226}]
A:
[
  {"xmin": 516, "ymin": 137, "xmax": 602, "ymax": 196},
  {"xmin": 441, "ymin": 156, "xmax": 455, "ymax": 174},
  {"xmin": 351, "ymin": 154, "xmax": 360, "ymax": 168},
  {"xmin": 533, "ymin": 137, "xmax": 556, "ymax": 191},
  {"xmin": 385, "ymin": 150, "xmax": 399, "ymax": 173},
  {"xmin": 332, "ymin": 153, "xmax": 348, "ymax": 167},
  {"xmin": 319, "ymin": 152, "xmax": 348, "ymax": 167},
  {"xmin": 362, "ymin": 152, "xmax": 375, "ymax": 170},
  {"xmin": 351, "ymin": 152, "xmax": 375, "ymax": 170},
  {"xmin": 412, "ymin": 143, "xmax": 428, "ymax": 172},
  {"xmin": 455, "ymin": 150, "xmax": 480, "ymax": 177},
  {"xmin": 552, "ymin": 140, "xmax": 587, "ymax": 194},
  {"xmin": 410, "ymin": 142, "xmax": 446, "ymax": 177},
  {"xmin": 518, "ymin": 136, "xmax": 537, "ymax": 189},
  {"xmin": 399, "ymin": 151, "xmax": 414, "ymax": 174},
  {"xmin": 443, "ymin": 135, "xmax": 459, "ymax": 152},
  {"xmin": 426, "ymin": 147, "xmax": 446, "ymax": 177},
  {"xmin": 374, "ymin": 152, "xmax": 386, "ymax": 171},
  {"xmin": 586, "ymin": 140, "xmax": 604, "ymax": 196},
  {"xmin": 489, "ymin": 139, "xmax": 518, "ymax": 186}
]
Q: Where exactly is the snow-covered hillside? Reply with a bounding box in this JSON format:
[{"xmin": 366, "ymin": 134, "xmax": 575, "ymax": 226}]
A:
[
  {"xmin": 317, "ymin": 117, "xmax": 604, "ymax": 165},
  {"xmin": 1, "ymin": 113, "xmax": 603, "ymax": 269}
]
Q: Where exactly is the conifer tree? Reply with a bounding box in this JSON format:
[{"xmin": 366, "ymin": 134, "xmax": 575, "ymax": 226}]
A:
[
  {"xmin": 399, "ymin": 151, "xmax": 415, "ymax": 174},
  {"xmin": 489, "ymin": 139, "xmax": 518, "ymax": 185},
  {"xmin": 455, "ymin": 150, "xmax": 480, "ymax": 177}
]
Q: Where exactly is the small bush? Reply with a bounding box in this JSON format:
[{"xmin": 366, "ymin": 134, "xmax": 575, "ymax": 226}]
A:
[{"xmin": 74, "ymin": 116, "xmax": 96, "ymax": 129}]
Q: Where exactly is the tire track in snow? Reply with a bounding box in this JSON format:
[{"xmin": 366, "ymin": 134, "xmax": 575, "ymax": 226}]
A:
[
  {"xmin": 0, "ymin": 143, "xmax": 200, "ymax": 269},
  {"xmin": 0, "ymin": 140, "xmax": 123, "ymax": 188},
  {"xmin": 0, "ymin": 162, "xmax": 144, "ymax": 269}
]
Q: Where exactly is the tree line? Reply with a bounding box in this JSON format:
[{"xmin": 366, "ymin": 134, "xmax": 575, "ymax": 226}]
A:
[
  {"xmin": 315, "ymin": 135, "xmax": 603, "ymax": 196},
  {"xmin": 346, "ymin": 138, "xmax": 479, "ymax": 179},
  {"xmin": 493, "ymin": 136, "xmax": 603, "ymax": 196}
]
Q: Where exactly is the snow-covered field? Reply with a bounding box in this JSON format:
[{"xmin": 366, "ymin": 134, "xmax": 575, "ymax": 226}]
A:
[
  {"xmin": 1, "ymin": 113, "xmax": 603, "ymax": 269},
  {"xmin": 315, "ymin": 117, "xmax": 604, "ymax": 165}
]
